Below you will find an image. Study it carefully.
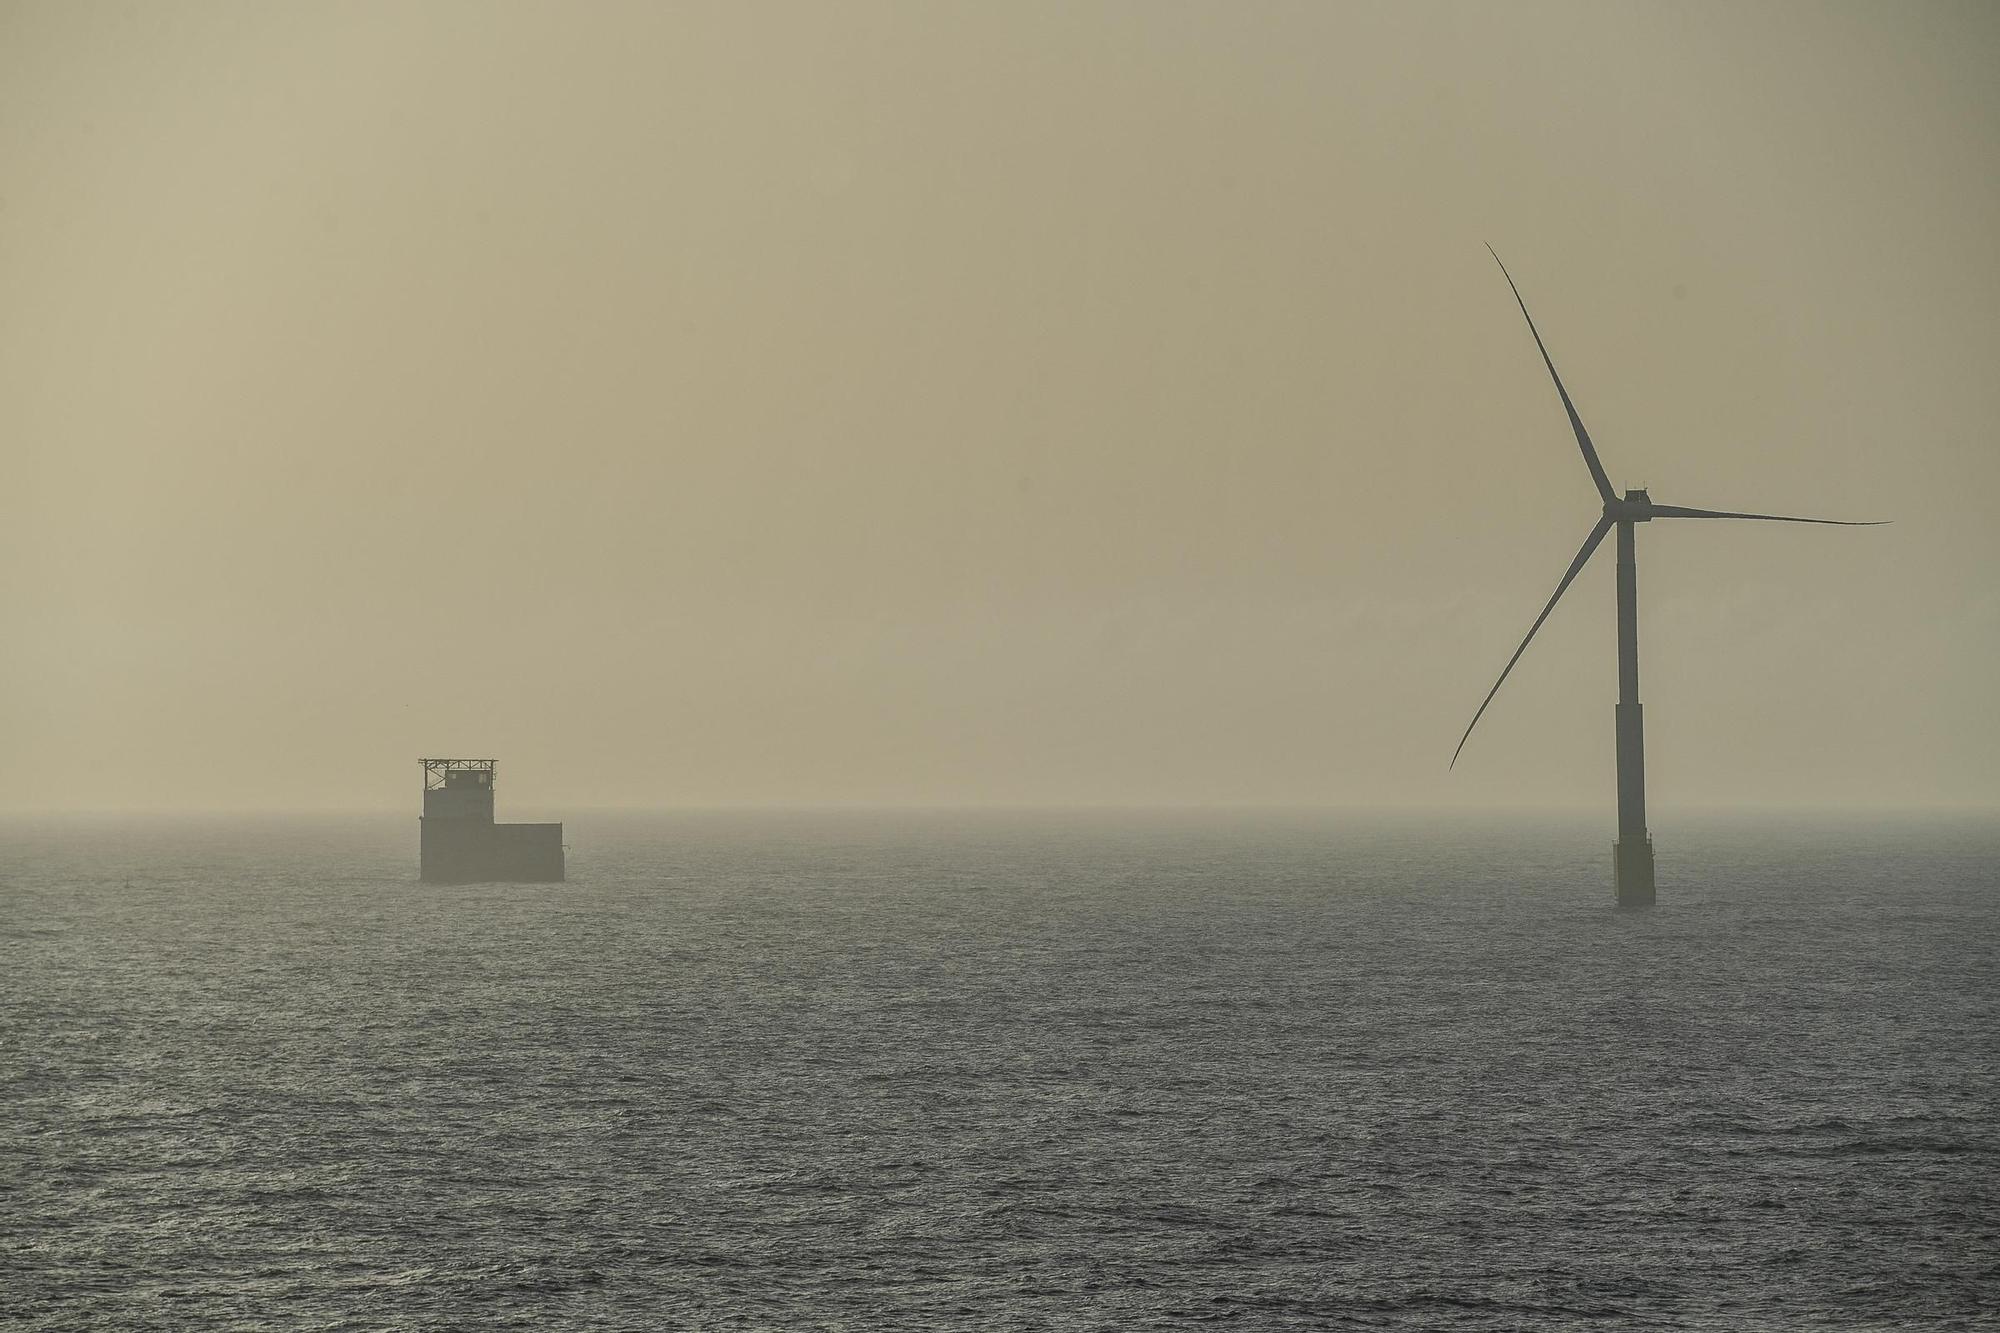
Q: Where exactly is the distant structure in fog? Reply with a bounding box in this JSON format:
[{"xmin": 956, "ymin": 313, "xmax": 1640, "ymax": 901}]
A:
[
  {"xmin": 419, "ymin": 758, "xmax": 564, "ymax": 883},
  {"xmin": 1452, "ymin": 248, "xmax": 1883, "ymax": 908}
]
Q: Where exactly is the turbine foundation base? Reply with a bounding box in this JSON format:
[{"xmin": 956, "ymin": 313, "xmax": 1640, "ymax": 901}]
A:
[{"xmin": 1614, "ymin": 836, "xmax": 1655, "ymax": 908}]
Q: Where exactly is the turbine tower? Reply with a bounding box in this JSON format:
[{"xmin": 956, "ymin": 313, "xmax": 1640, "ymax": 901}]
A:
[{"xmin": 1453, "ymin": 249, "xmax": 1882, "ymax": 907}]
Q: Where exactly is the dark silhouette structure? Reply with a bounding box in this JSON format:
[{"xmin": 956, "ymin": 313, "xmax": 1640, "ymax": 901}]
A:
[
  {"xmin": 1453, "ymin": 250, "xmax": 1882, "ymax": 906},
  {"xmin": 419, "ymin": 758, "xmax": 564, "ymax": 883}
]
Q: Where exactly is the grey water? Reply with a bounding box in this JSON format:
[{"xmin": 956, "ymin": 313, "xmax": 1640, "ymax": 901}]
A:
[{"xmin": 4, "ymin": 809, "xmax": 1996, "ymax": 1330}]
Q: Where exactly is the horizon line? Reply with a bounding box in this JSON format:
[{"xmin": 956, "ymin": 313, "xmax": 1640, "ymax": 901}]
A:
[{"xmin": 4, "ymin": 800, "xmax": 1996, "ymax": 820}]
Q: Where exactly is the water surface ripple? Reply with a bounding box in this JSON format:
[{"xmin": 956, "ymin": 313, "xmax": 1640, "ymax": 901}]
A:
[{"xmin": 4, "ymin": 810, "xmax": 1996, "ymax": 1329}]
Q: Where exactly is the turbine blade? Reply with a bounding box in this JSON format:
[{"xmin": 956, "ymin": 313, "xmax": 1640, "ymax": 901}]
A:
[
  {"xmin": 1451, "ymin": 516, "xmax": 1614, "ymax": 770},
  {"xmin": 1648, "ymin": 504, "xmax": 1887, "ymax": 526},
  {"xmin": 1487, "ymin": 245, "xmax": 1616, "ymax": 504}
]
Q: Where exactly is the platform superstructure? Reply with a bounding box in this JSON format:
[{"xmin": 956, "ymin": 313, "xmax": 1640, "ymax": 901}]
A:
[{"xmin": 419, "ymin": 758, "xmax": 564, "ymax": 883}]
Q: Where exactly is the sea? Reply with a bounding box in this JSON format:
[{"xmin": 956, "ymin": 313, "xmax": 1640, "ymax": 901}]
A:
[{"xmin": 3, "ymin": 809, "xmax": 1995, "ymax": 1330}]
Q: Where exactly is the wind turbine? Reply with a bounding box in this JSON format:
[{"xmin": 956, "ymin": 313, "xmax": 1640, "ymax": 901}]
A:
[{"xmin": 1453, "ymin": 249, "xmax": 1883, "ymax": 906}]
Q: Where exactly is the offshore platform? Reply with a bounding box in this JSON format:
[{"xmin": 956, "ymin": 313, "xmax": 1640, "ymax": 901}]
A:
[{"xmin": 418, "ymin": 759, "xmax": 564, "ymax": 883}]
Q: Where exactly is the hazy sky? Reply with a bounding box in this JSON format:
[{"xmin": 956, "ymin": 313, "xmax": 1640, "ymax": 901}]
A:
[{"xmin": 4, "ymin": 1, "xmax": 1996, "ymax": 813}]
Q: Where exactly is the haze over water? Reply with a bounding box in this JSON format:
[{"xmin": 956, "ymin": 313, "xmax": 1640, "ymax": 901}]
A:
[
  {"xmin": 6, "ymin": 810, "xmax": 1995, "ymax": 1328},
  {"xmin": 5, "ymin": 2, "xmax": 1997, "ymax": 814}
]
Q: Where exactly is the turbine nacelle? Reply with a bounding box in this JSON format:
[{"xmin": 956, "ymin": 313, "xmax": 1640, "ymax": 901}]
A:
[{"xmin": 1606, "ymin": 489, "xmax": 1654, "ymax": 523}]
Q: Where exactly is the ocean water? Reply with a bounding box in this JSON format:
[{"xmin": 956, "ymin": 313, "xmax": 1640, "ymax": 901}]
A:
[{"xmin": 3, "ymin": 809, "xmax": 1996, "ymax": 1330}]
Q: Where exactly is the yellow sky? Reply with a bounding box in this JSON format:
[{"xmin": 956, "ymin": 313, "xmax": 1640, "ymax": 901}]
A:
[{"xmin": 3, "ymin": 1, "xmax": 1996, "ymax": 811}]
